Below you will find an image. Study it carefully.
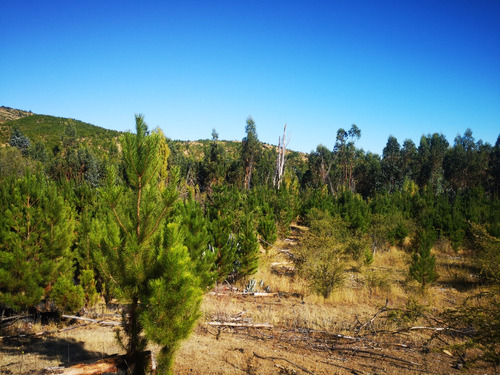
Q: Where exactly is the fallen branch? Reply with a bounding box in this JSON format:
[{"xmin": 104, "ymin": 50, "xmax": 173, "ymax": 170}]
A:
[
  {"xmin": 356, "ymin": 299, "xmax": 388, "ymax": 333},
  {"xmin": 395, "ymin": 326, "xmax": 470, "ymax": 336},
  {"xmin": 61, "ymin": 315, "xmax": 120, "ymax": 326},
  {"xmin": 278, "ymin": 249, "xmax": 296, "ymax": 259},
  {"xmin": 0, "ymin": 314, "xmax": 31, "ymax": 323},
  {"xmin": 253, "ymin": 352, "xmax": 315, "ymax": 374},
  {"xmin": 241, "ymin": 292, "xmax": 278, "ymax": 297},
  {"xmin": 288, "ymin": 327, "xmax": 363, "ymax": 341},
  {"xmin": 207, "ymin": 322, "xmax": 273, "ymax": 329},
  {"xmin": 39, "ymin": 351, "xmax": 155, "ymax": 374},
  {"xmin": 1, "ymin": 322, "xmax": 92, "ymax": 340},
  {"xmin": 259, "ymin": 238, "xmax": 297, "ymax": 259},
  {"xmin": 330, "ymin": 347, "xmax": 420, "ymax": 367}
]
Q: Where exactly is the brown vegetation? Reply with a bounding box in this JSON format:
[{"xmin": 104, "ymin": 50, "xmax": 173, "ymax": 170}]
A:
[
  {"xmin": 1, "ymin": 228, "xmax": 497, "ymax": 374},
  {"xmin": 0, "ymin": 106, "xmax": 34, "ymax": 124}
]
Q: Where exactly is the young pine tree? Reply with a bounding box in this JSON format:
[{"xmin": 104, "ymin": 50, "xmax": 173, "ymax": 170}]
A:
[
  {"xmin": 409, "ymin": 228, "xmax": 438, "ymax": 289},
  {"xmin": 235, "ymin": 213, "xmax": 259, "ymax": 280},
  {"xmin": 171, "ymin": 197, "xmax": 216, "ymax": 290},
  {"xmin": 93, "ymin": 115, "xmax": 203, "ymax": 374},
  {"xmin": 0, "ymin": 172, "xmax": 79, "ymax": 312},
  {"xmin": 206, "ymin": 185, "xmax": 241, "ymax": 281}
]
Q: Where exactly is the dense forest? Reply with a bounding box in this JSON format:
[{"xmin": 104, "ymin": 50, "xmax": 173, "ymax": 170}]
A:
[{"xmin": 0, "ymin": 109, "xmax": 499, "ymax": 373}]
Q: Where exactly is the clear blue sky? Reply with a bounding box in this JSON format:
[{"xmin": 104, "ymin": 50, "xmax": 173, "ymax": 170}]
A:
[{"xmin": 1, "ymin": 0, "xmax": 499, "ymax": 154}]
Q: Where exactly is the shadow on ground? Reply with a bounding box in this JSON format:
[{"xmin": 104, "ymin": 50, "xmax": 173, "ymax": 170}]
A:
[
  {"xmin": 0, "ymin": 335, "xmax": 106, "ymax": 366},
  {"xmin": 438, "ymin": 262, "xmax": 484, "ymax": 292}
]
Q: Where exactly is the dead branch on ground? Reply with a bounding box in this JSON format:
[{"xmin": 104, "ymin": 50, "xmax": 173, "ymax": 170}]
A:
[
  {"xmin": 207, "ymin": 322, "xmax": 273, "ymax": 329},
  {"xmin": 330, "ymin": 347, "xmax": 421, "ymax": 367},
  {"xmin": 253, "ymin": 351, "xmax": 315, "ymax": 375},
  {"xmin": 61, "ymin": 314, "xmax": 121, "ymax": 326},
  {"xmin": 355, "ymin": 298, "xmax": 388, "ymax": 333}
]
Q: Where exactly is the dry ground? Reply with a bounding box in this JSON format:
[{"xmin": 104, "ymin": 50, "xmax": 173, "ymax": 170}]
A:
[{"xmin": 1, "ymin": 228, "xmax": 497, "ymax": 374}]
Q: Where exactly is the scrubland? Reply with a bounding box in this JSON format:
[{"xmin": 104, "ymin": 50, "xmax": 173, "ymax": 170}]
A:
[{"xmin": 1, "ymin": 228, "xmax": 497, "ymax": 374}]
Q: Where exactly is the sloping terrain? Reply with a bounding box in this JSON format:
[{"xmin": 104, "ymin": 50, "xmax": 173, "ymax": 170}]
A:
[
  {"xmin": 0, "ymin": 106, "xmax": 34, "ymax": 123},
  {"xmin": 0, "ymin": 113, "xmax": 119, "ymax": 149}
]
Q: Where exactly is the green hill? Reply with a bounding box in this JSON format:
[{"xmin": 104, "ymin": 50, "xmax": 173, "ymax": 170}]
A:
[
  {"xmin": 0, "ymin": 112, "xmax": 120, "ymax": 151},
  {"xmin": 0, "ymin": 108, "xmax": 243, "ymax": 163},
  {"xmin": 0, "ymin": 106, "xmax": 34, "ymax": 123},
  {"xmin": 0, "ymin": 107, "xmax": 306, "ymax": 169}
]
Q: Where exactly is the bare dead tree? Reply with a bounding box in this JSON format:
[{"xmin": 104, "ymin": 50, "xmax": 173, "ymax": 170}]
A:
[{"xmin": 273, "ymin": 123, "xmax": 290, "ymax": 189}]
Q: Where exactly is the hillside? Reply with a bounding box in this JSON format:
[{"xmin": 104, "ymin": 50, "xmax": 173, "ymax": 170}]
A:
[
  {"xmin": 0, "ymin": 108, "xmax": 309, "ymax": 168},
  {"xmin": 0, "ymin": 110, "xmax": 120, "ymax": 150},
  {"xmin": 0, "ymin": 106, "xmax": 34, "ymax": 123}
]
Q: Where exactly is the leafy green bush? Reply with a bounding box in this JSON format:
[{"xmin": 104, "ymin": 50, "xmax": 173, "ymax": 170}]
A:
[
  {"xmin": 391, "ymin": 219, "xmax": 410, "ymax": 246},
  {"xmin": 235, "ymin": 214, "xmax": 259, "ymax": 280},
  {"xmin": 295, "ymin": 209, "xmax": 346, "ymax": 298},
  {"xmin": 346, "ymin": 236, "xmax": 371, "ymax": 260},
  {"xmin": 305, "ymin": 252, "xmax": 345, "ymax": 298},
  {"xmin": 387, "ymin": 297, "xmax": 426, "ymax": 323}
]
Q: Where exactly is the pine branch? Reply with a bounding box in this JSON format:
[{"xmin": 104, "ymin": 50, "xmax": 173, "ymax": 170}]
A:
[{"xmin": 111, "ymin": 205, "xmax": 129, "ymax": 238}]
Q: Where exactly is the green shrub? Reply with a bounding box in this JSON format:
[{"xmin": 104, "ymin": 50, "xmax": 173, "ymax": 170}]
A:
[
  {"xmin": 363, "ymin": 247, "xmax": 374, "ymax": 266},
  {"xmin": 80, "ymin": 268, "xmax": 100, "ymax": 307},
  {"xmin": 346, "ymin": 236, "xmax": 371, "ymax": 260},
  {"xmin": 295, "ymin": 209, "xmax": 346, "ymax": 298},
  {"xmin": 365, "ymin": 269, "xmax": 390, "ymax": 293},
  {"xmin": 258, "ymin": 215, "xmax": 277, "ymax": 250},
  {"xmin": 442, "ymin": 292, "xmax": 499, "ymax": 367},
  {"xmin": 392, "ymin": 219, "xmax": 410, "ymax": 246},
  {"xmin": 50, "ymin": 277, "xmax": 85, "ymax": 313},
  {"xmin": 305, "ymin": 253, "xmax": 345, "ymax": 298}
]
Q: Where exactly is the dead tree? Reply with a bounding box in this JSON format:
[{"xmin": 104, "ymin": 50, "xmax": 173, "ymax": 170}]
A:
[{"xmin": 273, "ymin": 123, "xmax": 289, "ymax": 189}]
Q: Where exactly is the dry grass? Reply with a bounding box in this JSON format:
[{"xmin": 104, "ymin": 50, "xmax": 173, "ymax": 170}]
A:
[
  {"xmin": 0, "ymin": 323, "xmax": 124, "ymax": 374},
  {"xmin": 1, "ymin": 232, "xmax": 495, "ymax": 374}
]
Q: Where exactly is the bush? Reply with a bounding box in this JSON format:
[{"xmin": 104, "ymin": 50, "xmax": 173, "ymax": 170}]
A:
[
  {"xmin": 469, "ymin": 222, "xmax": 500, "ymax": 284},
  {"xmin": 305, "ymin": 253, "xmax": 345, "ymax": 298},
  {"xmin": 258, "ymin": 215, "xmax": 278, "ymax": 250},
  {"xmin": 80, "ymin": 268, "xmax": 100, "ymax": 307},
  {"xmin": 295, "ymin": 209, "xmax": 346, "ymax": 298},
  {"xmin": 346, "ymin": 236, "xmax": 371, "ymax": 260},
  {"xmin": 392, "ymin": 219, "xmax": 410, "ymax": 246},
  {"xmin": 442, "ymin": 292, "xmax": 499, "ymax": 367},
  {"xmin": 50, "ymin": 277, "xmax": 85, "ymax": 313},
  {"xmin": 364, "ymin": 269, "xmax": 391, "ymax": 294}
]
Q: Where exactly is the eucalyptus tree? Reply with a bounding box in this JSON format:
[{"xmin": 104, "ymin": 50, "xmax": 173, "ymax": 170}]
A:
[
  {"xmin": 334, "ymin": 124, "xmax": 361, "ymax": 191},
  {"xmin": 381, "ymin": 135, "xmax": 402, "ymax": 191}
]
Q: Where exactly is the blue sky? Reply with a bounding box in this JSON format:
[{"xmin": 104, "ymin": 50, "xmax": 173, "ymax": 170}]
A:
[{"xmin": 1, "ymin": 1, "xmax": 499, "ymax": 154}]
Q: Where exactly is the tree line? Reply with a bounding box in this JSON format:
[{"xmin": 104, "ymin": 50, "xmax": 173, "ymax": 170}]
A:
[{"xmin": 1, "ymin": 115, "xmax": 499, "ymax": 373}]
